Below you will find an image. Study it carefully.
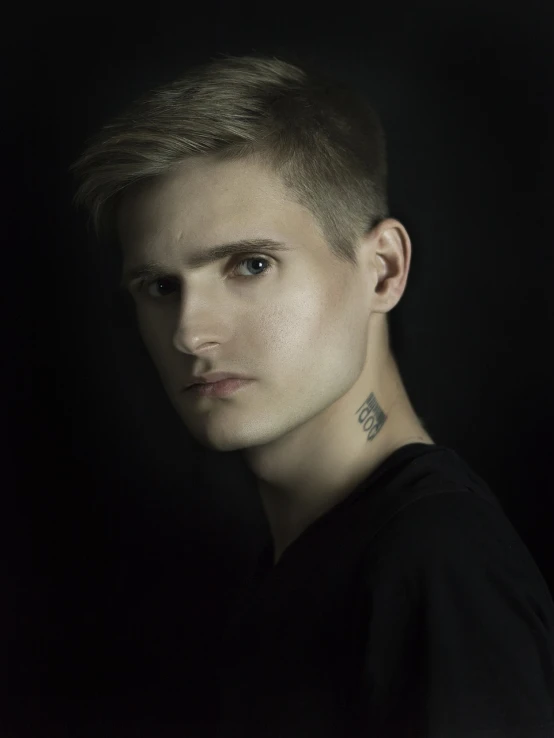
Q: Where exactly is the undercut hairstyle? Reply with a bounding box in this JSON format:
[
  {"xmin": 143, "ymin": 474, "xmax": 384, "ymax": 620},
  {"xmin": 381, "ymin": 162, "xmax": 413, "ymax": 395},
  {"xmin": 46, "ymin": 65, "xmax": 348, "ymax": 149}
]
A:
[{"xmin": 69, "ymin": 50, "xmax": 390, "ymax": 271}]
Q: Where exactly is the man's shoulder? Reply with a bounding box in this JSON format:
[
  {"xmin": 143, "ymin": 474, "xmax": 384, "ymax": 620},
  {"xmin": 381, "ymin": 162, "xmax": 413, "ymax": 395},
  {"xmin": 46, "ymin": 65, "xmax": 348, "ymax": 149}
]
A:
[
  {"xmin": 362, "ymin": 486, "xmax": 529, "ymax": 580},
  {"xmin": 357, "ymin": 486, "xmax": 554, "ymax": 620}
]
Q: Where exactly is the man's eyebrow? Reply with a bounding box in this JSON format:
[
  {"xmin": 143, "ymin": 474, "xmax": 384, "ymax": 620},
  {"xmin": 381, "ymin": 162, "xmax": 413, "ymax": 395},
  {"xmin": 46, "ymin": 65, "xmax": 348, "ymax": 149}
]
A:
[{"xmin": 120, "ymin": 237, "xmax": 291, "ymax": 289}]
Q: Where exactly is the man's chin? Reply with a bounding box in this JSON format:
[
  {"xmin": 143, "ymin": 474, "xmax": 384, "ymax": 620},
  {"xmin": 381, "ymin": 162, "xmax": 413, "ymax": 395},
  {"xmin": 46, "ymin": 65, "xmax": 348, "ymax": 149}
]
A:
[{"xmin": 189, "ymin": 429, "xmax": 254, "ymax": 453}]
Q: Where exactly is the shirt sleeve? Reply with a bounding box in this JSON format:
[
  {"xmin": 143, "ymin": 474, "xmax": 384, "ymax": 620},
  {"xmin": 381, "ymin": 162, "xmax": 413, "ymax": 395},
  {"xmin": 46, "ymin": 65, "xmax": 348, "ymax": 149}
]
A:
[{"xmin": 357, "ymin": 489, "xmax": 554, "ymax": 738}]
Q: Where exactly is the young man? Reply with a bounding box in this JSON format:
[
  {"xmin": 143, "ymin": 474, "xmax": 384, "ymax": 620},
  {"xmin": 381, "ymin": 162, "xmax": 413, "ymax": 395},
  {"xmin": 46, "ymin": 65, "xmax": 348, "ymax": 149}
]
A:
[
  {"xmin": 71, "ymin": 52, "xmax": 554, "ymax": 737},
  {"xmin": 116, "ymin": 153, "xmax": 434, "ymax": 566}
]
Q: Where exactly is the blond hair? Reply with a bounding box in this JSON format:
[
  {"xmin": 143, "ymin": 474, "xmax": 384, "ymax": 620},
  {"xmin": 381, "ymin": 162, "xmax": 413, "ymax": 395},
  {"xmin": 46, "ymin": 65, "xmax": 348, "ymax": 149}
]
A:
[{"xmin": 68, "ymin": 50, "xmax": 389, "ymax": 269}]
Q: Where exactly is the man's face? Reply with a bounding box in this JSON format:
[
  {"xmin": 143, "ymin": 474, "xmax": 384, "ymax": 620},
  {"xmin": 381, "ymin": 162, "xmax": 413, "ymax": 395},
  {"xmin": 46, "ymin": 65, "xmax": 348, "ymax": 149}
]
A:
[{"xmin": 117, "ymin": 155, "xmax": 376, "ymax": 452}]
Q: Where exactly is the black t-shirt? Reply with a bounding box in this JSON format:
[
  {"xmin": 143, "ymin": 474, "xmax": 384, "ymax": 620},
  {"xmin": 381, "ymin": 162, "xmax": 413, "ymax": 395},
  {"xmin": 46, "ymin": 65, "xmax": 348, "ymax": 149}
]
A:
[{"xmin": 215, "ymin": 443, "xmax": 554, "ymax": 738}]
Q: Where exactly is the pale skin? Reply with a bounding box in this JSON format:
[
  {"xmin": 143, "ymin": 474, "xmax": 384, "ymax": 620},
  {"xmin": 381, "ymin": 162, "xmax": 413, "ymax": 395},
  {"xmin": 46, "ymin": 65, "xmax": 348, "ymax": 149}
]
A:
[{"xmin": 117, "ymin": 154, "xmax": 434, "ymax": 565}]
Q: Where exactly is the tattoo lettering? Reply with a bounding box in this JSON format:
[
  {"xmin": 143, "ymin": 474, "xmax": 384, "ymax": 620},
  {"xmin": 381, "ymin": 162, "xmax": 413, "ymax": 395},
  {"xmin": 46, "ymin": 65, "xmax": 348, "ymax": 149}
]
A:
[{"xmin": 355, "ymin": 392, "xmax": 387, "ymax": 442}]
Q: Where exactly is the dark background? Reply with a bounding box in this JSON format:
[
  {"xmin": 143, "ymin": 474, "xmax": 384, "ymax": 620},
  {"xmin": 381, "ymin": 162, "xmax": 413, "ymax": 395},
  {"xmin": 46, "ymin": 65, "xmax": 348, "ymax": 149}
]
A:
[{"xmin": 7, "ymin": 4, "xmax": 554, "ymax": 736}]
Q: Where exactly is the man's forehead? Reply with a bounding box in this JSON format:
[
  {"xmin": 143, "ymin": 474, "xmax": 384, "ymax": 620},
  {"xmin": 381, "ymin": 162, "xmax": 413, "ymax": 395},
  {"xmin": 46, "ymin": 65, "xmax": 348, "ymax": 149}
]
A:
[{"xmin": 117, "ymin": 165, "xmax": 289, "ymax": 242}]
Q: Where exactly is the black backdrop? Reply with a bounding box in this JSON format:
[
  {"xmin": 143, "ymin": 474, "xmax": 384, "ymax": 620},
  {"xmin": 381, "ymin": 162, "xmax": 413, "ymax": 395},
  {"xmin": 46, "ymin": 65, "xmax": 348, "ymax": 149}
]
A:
[{"xmin": 8, "ymin": 4, "xmax": 554, "ymax": 737}]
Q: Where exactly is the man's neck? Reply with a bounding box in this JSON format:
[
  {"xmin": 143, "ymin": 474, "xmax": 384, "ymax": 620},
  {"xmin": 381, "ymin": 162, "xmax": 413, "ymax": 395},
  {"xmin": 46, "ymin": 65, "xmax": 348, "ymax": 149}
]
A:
[{"xmin": 250, "ymin": 399, "xmax": 434, "ymax": 565}]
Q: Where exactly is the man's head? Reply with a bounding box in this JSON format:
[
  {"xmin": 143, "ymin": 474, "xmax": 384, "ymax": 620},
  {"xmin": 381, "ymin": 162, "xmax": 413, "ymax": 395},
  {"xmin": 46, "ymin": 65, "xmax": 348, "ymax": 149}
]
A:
[
  {"xmin": 69, "ymin": 51, "xmax": 413, "ymax": 453},
  {"xmin": 115, "ymin": 154, "xmax": 410, "ymax": 452}
]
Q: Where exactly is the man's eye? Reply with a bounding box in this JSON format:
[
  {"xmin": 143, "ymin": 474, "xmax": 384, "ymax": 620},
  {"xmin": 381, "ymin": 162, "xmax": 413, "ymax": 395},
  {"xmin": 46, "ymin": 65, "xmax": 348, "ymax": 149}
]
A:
[
  {"xmin": 139, "ymin": 254, "xmax": 274, "ymax": 299},
  {"xmin": 232, "ymin": 255, "xmax": 273, "ymax": 278},
  {"xmin": 140, "ymin": 277, "xmax": 178, "ymax": 298}
]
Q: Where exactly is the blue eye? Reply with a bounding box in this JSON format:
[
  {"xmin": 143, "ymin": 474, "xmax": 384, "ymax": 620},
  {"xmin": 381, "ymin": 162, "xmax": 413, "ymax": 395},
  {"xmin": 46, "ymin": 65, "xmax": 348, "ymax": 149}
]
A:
[
  {"xmin": 140, "ymin": 254, "xmax": 274, "ymax": 299},
  {"xmin": 233, "ymin": 255, "xmax": 273, "ymax": 278}
]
